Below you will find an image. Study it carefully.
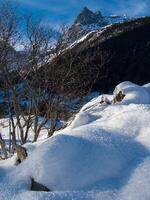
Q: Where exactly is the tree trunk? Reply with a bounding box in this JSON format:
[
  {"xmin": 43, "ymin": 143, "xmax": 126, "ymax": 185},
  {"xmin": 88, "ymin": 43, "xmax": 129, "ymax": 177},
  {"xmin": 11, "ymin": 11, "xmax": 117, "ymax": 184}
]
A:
[
  {"xmin": 33, "ymin": 129, "xmax": 40, "ymax": 142},
  {"xmin": 48, "ymin": 111, "xmax": 57, "ymax": 137},
  {"xmin": 0, "ymin": 133, "xmax": 8, "ymax": 159}
]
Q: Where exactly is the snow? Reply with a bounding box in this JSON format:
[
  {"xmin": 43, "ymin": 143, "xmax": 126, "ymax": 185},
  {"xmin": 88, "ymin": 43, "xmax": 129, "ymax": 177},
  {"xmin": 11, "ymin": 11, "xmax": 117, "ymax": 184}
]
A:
[
  {"xmin": 68, "ymin": 31, "xmax": 96, "ymax": 49},
  {"xmin": 1, "ymin": 81, "xmax": 150, "ymax": 199},
  {"xmin": 105, "ymin": 15, "xmax": 131, "ymax": 24}
]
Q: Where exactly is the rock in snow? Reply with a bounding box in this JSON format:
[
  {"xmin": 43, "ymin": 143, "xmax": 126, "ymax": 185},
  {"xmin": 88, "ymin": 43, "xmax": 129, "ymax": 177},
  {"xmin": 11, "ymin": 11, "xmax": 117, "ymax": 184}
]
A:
[{"xmin": 0, "ymin": 81, "xmax": 150, "ymax": 200}]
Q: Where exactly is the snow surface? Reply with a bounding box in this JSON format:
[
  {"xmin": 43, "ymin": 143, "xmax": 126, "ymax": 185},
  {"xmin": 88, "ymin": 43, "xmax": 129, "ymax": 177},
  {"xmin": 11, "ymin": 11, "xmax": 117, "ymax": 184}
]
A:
[{"xmin": 1, "ymin": 81, "xmax": 150, "ymax": 199}]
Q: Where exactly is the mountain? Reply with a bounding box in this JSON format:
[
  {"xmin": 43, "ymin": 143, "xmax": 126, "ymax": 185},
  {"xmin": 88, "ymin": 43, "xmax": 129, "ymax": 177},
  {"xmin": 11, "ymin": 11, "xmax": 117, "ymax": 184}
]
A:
[
  {"xmin": 66, "ymin": 7, "xmax": 129, "ymax": 43},
  {"xmin": 74, "ymin": 6, "xmax": 107, "ymax": 27},
  {"xmin": 106, "ymin": 14, "xmax": 129, "ymax": 24},
  {"xmin": 51, "ymin": 17, "xmax": 150, "ymax": 95}
]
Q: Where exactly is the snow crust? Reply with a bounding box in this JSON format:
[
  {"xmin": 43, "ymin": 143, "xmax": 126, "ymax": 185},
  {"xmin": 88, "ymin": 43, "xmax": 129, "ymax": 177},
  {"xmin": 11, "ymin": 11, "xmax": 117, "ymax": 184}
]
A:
[{"xmin": 1, "ymin": 81, "xmax": 150, "ymax": 199}]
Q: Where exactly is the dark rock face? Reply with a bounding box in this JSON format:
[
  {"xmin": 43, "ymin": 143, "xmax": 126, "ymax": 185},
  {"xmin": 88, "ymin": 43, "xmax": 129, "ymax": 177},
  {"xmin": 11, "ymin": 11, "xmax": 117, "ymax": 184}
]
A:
[
  {"xmin": 74, "ymin": 7, "xmax": 105, "ymax": 26},
  {"xmin": 31, "ymin": 178, "xmax": 50, "ymax": 192},
  {"xmin": 90, "ymin": 18, "xmax": 150, "ymax": 92},
  {"xmin": 51, "ymin": 17, "xmax": 150, "ymax": 94}
]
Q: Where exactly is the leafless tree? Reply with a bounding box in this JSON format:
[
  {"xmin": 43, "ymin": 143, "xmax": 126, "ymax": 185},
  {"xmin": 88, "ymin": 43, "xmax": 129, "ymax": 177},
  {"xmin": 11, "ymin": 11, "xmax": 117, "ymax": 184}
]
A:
[
  {"xmin": 0, "ymin": 1, "xmax": 110, "ymax": 148},
  {"xmin": 0, "ymin": 1, "xmax": 20, "ymax": 147}
]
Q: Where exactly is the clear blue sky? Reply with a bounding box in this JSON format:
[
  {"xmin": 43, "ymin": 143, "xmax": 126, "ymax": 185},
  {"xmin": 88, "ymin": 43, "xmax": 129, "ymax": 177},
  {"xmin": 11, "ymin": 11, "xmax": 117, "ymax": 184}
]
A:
[{"xmin": 9, "ymin": 0, "xmax": 150, "ymax": 27}]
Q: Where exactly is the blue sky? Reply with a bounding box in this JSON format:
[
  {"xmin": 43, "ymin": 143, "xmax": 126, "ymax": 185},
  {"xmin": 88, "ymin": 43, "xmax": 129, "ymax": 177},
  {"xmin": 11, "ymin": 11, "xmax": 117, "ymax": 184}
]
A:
[{"xmin": 9, "ymin": 0, "xmax": 150, "ymax": 27}]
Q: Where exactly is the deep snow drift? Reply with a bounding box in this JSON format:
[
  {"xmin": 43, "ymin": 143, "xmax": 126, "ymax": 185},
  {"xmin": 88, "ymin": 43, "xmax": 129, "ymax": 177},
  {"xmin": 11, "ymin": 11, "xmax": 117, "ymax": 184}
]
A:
[{"xmin": 1, "ymin": 81, "xmax": 150, "ymax": 200}]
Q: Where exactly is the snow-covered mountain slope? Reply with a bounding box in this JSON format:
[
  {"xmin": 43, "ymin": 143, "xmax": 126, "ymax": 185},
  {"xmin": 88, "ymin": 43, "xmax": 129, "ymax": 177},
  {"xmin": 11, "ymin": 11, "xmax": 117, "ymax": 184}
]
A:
[
  {"xmin": 66, "ymin": 7, "xmax": 130, "ymax": 43},
  {"xmin": 105, "ymin": 14, "xmax": 129, "ymax": 24},
  {"xmin": 1, "ymin": 81, "xmax": 150, "ymax": 199}
]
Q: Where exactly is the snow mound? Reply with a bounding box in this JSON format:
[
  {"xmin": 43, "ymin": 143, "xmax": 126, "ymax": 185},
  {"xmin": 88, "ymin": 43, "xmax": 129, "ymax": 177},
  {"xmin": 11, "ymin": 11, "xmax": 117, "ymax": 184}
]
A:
[
  {"xmin": 17, "ymin": 129, "xmax": 147, "ymax": 191},
  {"xmin": 118, "ymin": 157, "xmax": 150, "ymax": 200},
  {"xmin": 1, "ymin": 81, "xmax": 150, "ymax": 199}
]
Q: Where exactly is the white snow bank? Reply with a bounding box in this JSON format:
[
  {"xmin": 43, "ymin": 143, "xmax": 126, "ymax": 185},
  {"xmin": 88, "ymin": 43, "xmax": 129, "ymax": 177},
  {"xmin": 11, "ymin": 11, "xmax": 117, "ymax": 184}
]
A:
[
  {"xmin": 18, "ymin": 129, "xmax": 147, "ymax": 191},
  {"xmin": 1, "ymin": 81, "xmax": 150, "ymax": 200},
  {"xmin": 118, "ymin": 157, "xmax": 150, "ymax": 200}
]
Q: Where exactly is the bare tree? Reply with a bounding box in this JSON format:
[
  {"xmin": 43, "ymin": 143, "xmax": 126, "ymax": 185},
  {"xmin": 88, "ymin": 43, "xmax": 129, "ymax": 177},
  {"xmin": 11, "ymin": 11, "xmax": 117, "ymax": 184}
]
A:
[
  {"xmin": 0, "ymin": 1, "xmax": 110, "ymax": 147},
  {"xmin": 20, "ymin": 16, "xmax": 55, "ymax": 141},
  {"xmin": 0, "ymin": 1, "xmax": 21, "ymax": 147}
]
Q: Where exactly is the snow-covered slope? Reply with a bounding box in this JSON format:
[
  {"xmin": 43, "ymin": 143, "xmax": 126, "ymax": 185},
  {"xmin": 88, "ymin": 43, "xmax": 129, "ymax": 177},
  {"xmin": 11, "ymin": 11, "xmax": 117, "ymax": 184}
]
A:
[
  {"xmin": 1, "ymin": 81, "xmax": 150, "ymax": 199},
  {"xmin": 67, "ymin": 7, "xmax": 130, "ymax": 44}
]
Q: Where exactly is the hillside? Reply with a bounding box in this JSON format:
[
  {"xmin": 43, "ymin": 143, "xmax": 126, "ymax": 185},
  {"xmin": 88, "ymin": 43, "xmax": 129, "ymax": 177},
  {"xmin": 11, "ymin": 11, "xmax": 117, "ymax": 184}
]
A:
[{"xmin": 51, "ymin": 17, "xmax": 150, "ymax": 94}]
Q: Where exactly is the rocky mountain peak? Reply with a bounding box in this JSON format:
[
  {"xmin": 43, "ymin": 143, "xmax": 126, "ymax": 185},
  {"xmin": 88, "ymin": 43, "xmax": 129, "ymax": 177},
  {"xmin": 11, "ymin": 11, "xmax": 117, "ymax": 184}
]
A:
[
  {"xmin": 74, "ymin": 7, "xmax": 104, "ymax": 26},
  {"xmin": 95, "ymin": 10, "xmax": 102, "ymax": 17},
  {"xmin": 65, "ymin": 7, "xmax": 131, "ymax": 45},
  {"xmin": 82, "ymin": 6, "xmax": 91, "ymax": 13}
]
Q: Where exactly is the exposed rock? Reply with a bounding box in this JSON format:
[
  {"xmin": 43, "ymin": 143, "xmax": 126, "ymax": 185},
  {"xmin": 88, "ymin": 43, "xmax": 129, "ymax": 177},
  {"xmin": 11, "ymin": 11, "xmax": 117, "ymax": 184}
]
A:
[
  {"xmin": 11, "ymin": 131, "xmax": 28, "ymax": 165},
  {"xmin": 113, "ymin": 91, "xmax": 126, "ymax": 103},
  {"xmin": 15, "ymin": 145, "xmax": 27, "ymax": 165},
  {"xmin": 31, "ymin": 178, "xmax": 50, "ymax": 192},
  {"xmin": 74, "ymin": 6, "xmax": 105, "ymax": 26}
]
